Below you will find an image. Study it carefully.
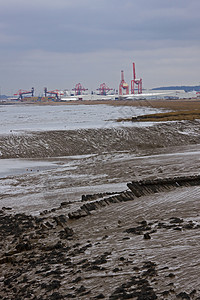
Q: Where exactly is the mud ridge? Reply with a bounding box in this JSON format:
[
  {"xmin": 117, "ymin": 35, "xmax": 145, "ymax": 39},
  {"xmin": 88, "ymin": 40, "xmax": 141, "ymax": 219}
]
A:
[
  {"xmin": 1, "ymin": 121, "xmax": 200, "ymax": 159},
  {"xmin": 0, "ymin": 177, "xmax": 200, "ymax": 299},
  {"xmin": 127, "ymin": 174, "xmax": 200, "ymax": 197},
  {"xmin": 68, "ymin": 174, "xmax": 200, "ymax": 220},
  {"xmin": 68, "ymin": 191, "xmax": 134, "ymax": 220}
]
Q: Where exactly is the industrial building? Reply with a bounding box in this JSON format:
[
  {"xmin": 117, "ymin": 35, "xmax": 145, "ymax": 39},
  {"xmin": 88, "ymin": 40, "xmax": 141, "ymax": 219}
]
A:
[{"xmin": 8, "ymin": 62, "xmax": 200, "ymax": 102}]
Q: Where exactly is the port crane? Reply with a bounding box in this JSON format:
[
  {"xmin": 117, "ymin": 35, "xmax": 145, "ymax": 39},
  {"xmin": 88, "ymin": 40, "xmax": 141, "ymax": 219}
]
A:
[
  {"xmin": 119, "ymin": 71, "xmax": 129, "ymax": 95},
  {"xmin": 131, "ymin": 62, "xmax": 142, "ymax": 94},
  {"xmin": 44, "ymin": 88, "xmax": 63, "ymax": 100},
  {"xmin": 14, "ymin": 87, "xmax": 34, "ymax": 100},
  {"xmin": 97, "ymin": 83, "xmax": 113, "ymax": 95},
  {"xmin": 72, "ymin": 83, "xmax": 88, "ymax": 96}
]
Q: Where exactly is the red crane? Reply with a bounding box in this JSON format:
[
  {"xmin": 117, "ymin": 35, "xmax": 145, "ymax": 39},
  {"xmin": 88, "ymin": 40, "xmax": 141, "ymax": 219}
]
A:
[
  {"xmin": 131, "ymin": 63, "xmax": 142, "ymax": 94},
  {"xmin": 44, "ymin": 88, "xmax": 63, "ymax": 100},
  {"xmin": 97, "ymin": 83, "xmax": 113, "ymax": 95},
  {"xmin": 119, "ymin": 71, "xmax": 129, "ymax": 95},
  {"xmin": 14, "ymin": 87, "xmax": 34, "ymax": 100},
  {"xmin": 72, "ymin": 83, "xmax": 88, "ymax": 95}
]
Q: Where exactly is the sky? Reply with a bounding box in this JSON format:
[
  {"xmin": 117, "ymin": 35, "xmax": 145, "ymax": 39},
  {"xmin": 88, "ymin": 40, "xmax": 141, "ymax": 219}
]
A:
[{"xmin": 0, "ymin": 0, "xmax": 200, "ymax": 95}]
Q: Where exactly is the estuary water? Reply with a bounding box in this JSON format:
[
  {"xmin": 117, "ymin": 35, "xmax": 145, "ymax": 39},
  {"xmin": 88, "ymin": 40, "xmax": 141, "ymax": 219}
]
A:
[
  {"xmin": 0, "ymin": 103, "xmax": 170, "ymax": 213},
  {"xmin": 0, "ymin": 104, "xmax": 161, "ymax": 134}
]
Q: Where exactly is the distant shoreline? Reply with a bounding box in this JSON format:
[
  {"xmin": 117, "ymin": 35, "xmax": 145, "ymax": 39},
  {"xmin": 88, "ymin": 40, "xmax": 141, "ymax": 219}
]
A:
[{"xmin": 1, "ymin": 98, "xmax": 200, "ymax": 111}]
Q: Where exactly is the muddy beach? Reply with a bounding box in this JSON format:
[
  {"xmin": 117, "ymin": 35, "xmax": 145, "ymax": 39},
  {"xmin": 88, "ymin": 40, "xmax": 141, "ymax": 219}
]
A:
[{"xmin": 0, "ymin": 101, "xmax": 200, "ymax": 299}]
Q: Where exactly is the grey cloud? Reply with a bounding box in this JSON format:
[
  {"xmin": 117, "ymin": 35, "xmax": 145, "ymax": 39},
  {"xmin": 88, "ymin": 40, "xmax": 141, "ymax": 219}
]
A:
[
  {"xmin": 1, "ymin": 0, "xmax": 200, "ymax": 52},
  {"xmin": 0, "ymin": 0, "xmax": 200, "ymax": 94}
]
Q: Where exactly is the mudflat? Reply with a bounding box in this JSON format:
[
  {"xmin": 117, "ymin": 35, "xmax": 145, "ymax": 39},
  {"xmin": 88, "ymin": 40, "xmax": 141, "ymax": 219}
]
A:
[{"xmin": 0, "ymin": 99, "xmax": 200, "ymax": 299}]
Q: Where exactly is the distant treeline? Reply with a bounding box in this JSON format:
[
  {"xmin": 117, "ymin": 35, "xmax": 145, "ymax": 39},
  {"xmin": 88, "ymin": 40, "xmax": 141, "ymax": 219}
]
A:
[{"xmin": 152, "ymin": 86, "xmax": 200, "ymax": 92}]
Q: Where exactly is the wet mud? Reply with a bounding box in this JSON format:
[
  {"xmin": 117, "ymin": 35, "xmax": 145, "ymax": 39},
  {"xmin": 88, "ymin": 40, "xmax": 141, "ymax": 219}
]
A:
[
  {"xmin": 0, "ymin": 118, "xmax": 200, "ymax": 299},
  {"xmin": 0, "ymin": 175, "xmax": 200, "ymax": 299},
  {"xmin": 0, "ymin": 120, "xmax": 200, "ymax": 159}
]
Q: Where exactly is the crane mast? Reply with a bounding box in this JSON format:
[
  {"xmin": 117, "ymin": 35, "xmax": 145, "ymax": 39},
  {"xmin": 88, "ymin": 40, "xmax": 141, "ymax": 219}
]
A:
[
  {"xmin": 131, "ymin": 63, "xmax": 142, "ymax": 94},
  {"xmin": 97, "ymin": 83, "xmax": 113, "ymax": 95},
  {"xmin": 119, "ymin": 71, "xmax": 129, "ymax": 95},
  {"xmin": 14, "ymin": 87, "xmax": 34, "ymax": 100},
  {"xmin": 73, "ymin": 83, "xmax": 88, "ymax": 96}
]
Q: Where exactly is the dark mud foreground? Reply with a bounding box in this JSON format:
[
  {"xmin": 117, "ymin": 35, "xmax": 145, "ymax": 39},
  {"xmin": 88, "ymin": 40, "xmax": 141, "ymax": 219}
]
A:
[
  {"xmin": 0, "ymin": 120, "xmax": 200, "ymax": 299},
  {"xmin": 0, "ymin": 176, "xmax": 200, "ymax": 299}
]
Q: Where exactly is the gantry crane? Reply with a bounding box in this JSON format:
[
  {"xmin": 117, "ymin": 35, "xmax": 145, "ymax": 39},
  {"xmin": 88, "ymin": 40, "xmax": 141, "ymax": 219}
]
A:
[
  {"xmin": 72, "ymin": 83, "xmax": 88, "ymax": 95},
  {"xmin": 97, "ymin": 83, "xmax": 113, "ymax": 95},
  {"xmin": 131, "ymin": 62, "xmax": 142, "ymax": 94},
  {"xmin": 44, "ymin": 88, "xmax": 63, "ymax": 100},
  {"xmin": 14, "ymin": 87, "xmax": 34, "ymax": 100},
  {"xmin": 119, "ymin": 71, "xmax": 129, "ymax": 95}
]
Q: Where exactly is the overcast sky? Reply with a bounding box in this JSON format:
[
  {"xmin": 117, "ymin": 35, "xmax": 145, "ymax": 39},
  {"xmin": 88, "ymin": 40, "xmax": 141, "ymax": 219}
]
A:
[{"xmin": 0, "ymin": 0, "xmax": 200, "ymax": 95}]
